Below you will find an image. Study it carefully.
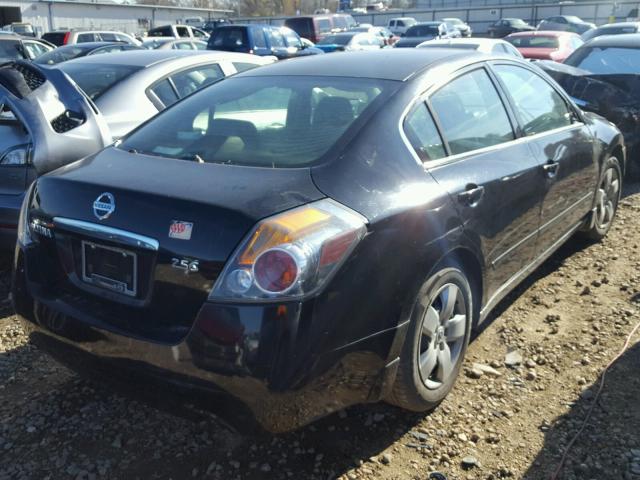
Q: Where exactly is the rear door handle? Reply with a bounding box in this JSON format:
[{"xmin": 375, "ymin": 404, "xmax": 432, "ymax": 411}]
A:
[
  {"xmin": 458, "ymin": 184, "xmax": 484, "ymax": 206},
  {"xmin": 543, "ymin": 160, "xmax": 560, "ymax": 178}
]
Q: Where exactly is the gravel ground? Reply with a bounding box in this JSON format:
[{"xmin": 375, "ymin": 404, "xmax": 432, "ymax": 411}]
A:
[{"xmin": 1, "ymin": 185, "xmax": 640, "ymax": 480}]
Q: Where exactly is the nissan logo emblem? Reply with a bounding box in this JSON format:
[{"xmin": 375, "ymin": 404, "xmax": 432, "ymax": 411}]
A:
[{"xmin": 93, "ymin": 192, "xmax": 115, "ymax": 220}]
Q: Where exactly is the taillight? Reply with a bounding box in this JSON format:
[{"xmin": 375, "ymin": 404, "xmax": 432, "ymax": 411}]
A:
[
  {"xmin": 209, "ymin": 199, "xmax": 367, "ymax": 301},
  {"xmin": 63, "ymin": 32, "xmax": 70, "ymax": 45}
]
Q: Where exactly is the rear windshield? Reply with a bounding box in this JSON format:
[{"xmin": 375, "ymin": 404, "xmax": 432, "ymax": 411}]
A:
[
  {"xmin": 120, "ymin": 76, "xmax": 394, "ymax": 168},
  {"xmin": 34, "ymin": 45, "xmax": 89, "ymax": 65},
  {"xmin": 58, "ymin": 63, "xmax": 142, "ymax": 100},
  {"xmin": 210, "ymin": 27, "xmax": 248, "ymax": 48},
  {"xmin": 284, "ymin": 18, "xmax": 312, "ymax": 36},
  {"xmin": 318, "ymin": 34, "xmax": 352, "ymax": 45},
  {"xmin": 506, "ymin": 36, "xmax": 559, "ymax": 48},
  {"xmin": 13, "ymin": 25, "xmax": 33, "ymax": 35},
  {"xmin": 406, "ymin": 25, "xmax": 439, "ymax": 37},
  {"xmin": 565, "ymin": 46, "xmax": 640, "ymax": 74},
  {"xmin": 42, "ymin": 32, "xmax": 67, "ymax": 46},
  {"xmin": 0, "ymin": 39, "xmax": 23, "ymax": 61}
]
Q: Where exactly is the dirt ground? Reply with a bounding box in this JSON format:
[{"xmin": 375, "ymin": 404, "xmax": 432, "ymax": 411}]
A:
[{"xmin": 1, "ymin": 184, "xmax": 639, "ymax": 480}]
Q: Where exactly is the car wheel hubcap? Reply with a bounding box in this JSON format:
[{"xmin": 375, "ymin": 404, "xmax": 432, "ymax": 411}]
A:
[
  {"xmin": 595, "ymin": 166, "xmax": 619, "ymax": 230},
  {"xmin": 418, "ymin": 283, "xmax": 467, "ymax": 390}
]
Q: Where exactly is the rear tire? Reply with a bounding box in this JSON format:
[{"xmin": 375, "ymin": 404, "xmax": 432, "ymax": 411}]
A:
[
  {"xmin": 581, "ymin": 156, "xmax": 621, "ymax": 241},
  {"xmin": 387, "ymin": 266, "xmax": 472, "ymax": 412}
]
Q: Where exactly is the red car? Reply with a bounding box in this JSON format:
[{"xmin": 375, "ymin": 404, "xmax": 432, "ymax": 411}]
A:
[{"xmin": 505, "ymin": 30, "xmax": 583, "ymax": 62}]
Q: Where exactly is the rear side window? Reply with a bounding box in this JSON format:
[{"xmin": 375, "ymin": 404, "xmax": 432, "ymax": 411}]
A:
[
  {"xmin": 169, "ymin": 65, "xmax": 224, "ymax": 98},
  {"xmin": 430, "ymin": 69, "xmax": 514, "ymax": 155},
  {"xmin": 149, "ymin": 79, "xmax": 178, "ymax": 107},
  {"xmin": 100, "ymin": 32, "xmax": 117, "ymax": 42},
  {"xmin": 493, "ymin": 65, "xmax": 571, "ymax": 135},
  {"xmin": 149, "ymin": 26, "xmax": 171, "ymax": 37},
  {"xmin": 77, "ymin": 33, "xmax": 98, "ymax": 43},
  {"xmin": 210, "ymin": 28, "xmax": 248, "ymax": 48},
  {"xmin": 333, "ymin": 16, "xmax": 347, "ymax": 29},
  {"xmin": 404, "ymin": 103, "xmax": 446, "ymax": 161},
  {"xmin": 232, "ymin": 62, "xmax": 260, "ymax": 73},
  {"xmin": 285, "ymin": 18, "xmax": 312, "ymax": 37},
  {"xmin": 42, "ymin": 32, "xmax": 66, "ymax": 46}
]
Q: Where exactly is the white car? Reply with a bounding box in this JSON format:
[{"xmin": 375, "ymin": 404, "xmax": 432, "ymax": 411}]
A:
[
  {"xmin": 417, "ymin": 38, "xmax": 523, "ymax": 58},
  {"xmin": 387, "ymin": 17, "xmax": 417, "ymax": 35}
]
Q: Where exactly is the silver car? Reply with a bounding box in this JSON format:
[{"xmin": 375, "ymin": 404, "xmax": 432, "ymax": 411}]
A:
[{"xmin": 0, "ymin": 50, "xmax": 273, "ymax": 246}]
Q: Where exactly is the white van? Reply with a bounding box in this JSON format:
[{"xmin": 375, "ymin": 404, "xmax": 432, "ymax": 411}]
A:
[{"xmin": 387, "ymin": 17, "xmax": 417, "ymax": 35}]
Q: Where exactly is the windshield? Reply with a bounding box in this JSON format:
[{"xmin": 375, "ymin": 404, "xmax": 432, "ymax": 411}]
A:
[
  {"xmin": 406, "ymin": 25, "xmax": 440, "ymax": 37},
  {"xmin": 0, "ymin": 39, "xmax": 23, "ymax": 61},
  {"xmin": 565, "ymin": 46, "xmax": 640, "ymax": 74},
  {"xmin": 564, "ymin": 16, "xmax": 583, "ymax": 23},
  {"xmin": 443, "ymin": 18, "xmax": 463, "ymax": 25},
  {"xmin": 142, "ymin": 39, "xmax": 170, "ymax": 49},
  {"xmin": 508, "ymin": 19, "xmax": 527, "ymax": 26},
  {"xmin": 34, "ymin": 45, "xmax": 90, "ymax": 65},
  {"xmin": 58, "ymin": 63, "xmax": 142, "ymax": 100},
  {"xmin": 318, "ymin": 35, "xmax": 352, "ymax": 45},
  {"xmin": 120, "ymin": 76, "xmax": 394, "ymax": 168},
  {"xmin": 506, "ymin": 35, "xmax": 559, "ymax": 48}
]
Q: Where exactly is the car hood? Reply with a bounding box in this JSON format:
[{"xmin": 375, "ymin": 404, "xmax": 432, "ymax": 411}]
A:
[
  {"xmin": 537, "ymin": 59, "xmax": 640, "ymax": 148},
  {"xmin": 0, "ymin": 61, "xmax": 111, "ymax": 175}
]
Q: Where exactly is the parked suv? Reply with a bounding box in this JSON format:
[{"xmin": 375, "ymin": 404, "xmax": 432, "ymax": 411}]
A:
[
  {"xmin": 42, "ymin": 29, "xmax": 139, "ymax": 47},
  {"xmin": 147, "ymin": 24, "xmax": 209, "ymax": 40},
  {"xmin": 285, "ymin": 14, "xmax": 356, "ymax": 43},
  {"xmin": 208, "ymin": 24, "xmax": 321, "ymax": 59}
]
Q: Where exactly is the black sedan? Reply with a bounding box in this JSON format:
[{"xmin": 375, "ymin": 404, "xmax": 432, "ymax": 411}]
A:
[
  {"xmin": 487, "ymin": 18, "xmax": 535, "ymax": 38},
  {"xmin": 34, "ymin": 41, "xmax": 142, "ymax": 65},
  {"xmin": 13, "ymin": 50, "xmax": 624, "ymax": 432}
]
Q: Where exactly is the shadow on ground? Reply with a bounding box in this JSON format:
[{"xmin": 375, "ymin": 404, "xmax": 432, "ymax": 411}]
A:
[{"xmin": 523, "ymin": 342, "xmax": 640, "ymax": 480}]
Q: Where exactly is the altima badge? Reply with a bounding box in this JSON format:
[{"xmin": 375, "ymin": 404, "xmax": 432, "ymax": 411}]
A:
[
  {"xmin": 169, "ymin": 221, "xmax": 193, "ymax": 240},
  {"xmin": 93, "ymin": 192, "xmax": 115, "ymax": 220}
]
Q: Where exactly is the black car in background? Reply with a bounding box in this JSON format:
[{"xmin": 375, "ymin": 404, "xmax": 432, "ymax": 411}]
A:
[
  {"xmin": 13, "ymin": 50, "xmax": 623, "ymax": 432},
  {"xmin": 34, "ymin": 42, "xmax": 142, "ymax": 65},
  {"xmin": 538, "ymin": 34, "xmax": 640, "ymax": 177},
  {"xmin": 394, "ymin": 21, "xmax": 457, "ymax": 48},
  {"xmin": 208, "ymin": 24, "xmax": 321, "ymax": 59},
  {"xmin": 488, "ymin": 18, "xmax": 535, "ymax": 38}
]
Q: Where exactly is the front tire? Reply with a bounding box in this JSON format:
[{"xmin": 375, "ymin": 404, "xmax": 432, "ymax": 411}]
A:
[
  {"xmin": 582, "ymin": 156, "xmax": 621, "ymax": 241},
  {"xmin": 387, "ymin": 267, "xmax": 472, "ymax": 412}
]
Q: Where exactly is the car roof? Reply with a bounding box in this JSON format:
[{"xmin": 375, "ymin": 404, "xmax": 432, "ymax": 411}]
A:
[
  {"xmin": 57, "ymin": 41, "xmax": 126, "ymax": 49},
  {"xmin": 59, "ymin": 50, "xmax": 252, "ymax": 68},
  {"xmin": 598, "ymin": 21, "xmax": 640, "ymax": 29},
  {"xmin": 239, "ymin": 49, "xmax": 481, "ymax": 81},
  {"xmin": 507, "ymin": 30, "xmax": 573, "ymax": 37},
  {"xmin": 585, "ymin": 33, "xmax": 640, "ymax": 47},
  {"xmin": 414, "ymin": 21, "xmax": 442, "ymax": 26},
  {"xmin": 424, "ymin": 38, "xmax": 505, "ymax": 46}
]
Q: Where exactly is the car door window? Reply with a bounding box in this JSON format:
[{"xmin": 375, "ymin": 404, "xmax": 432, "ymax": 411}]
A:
[
  {"xmin": 397, "ymin": 20, "xmax": 404, "ymax": 27},
  {"xmin": 268, "ymin": 28, "xmax": 286, "ymax": 48},
  {"xmin": 176, "ymin": 41, "xmax": 194, "ymax": 50},
  {"xmin": 404, "ymin": 103, "xmax": 446, "ymax": 161},
  {"xmin": 430, "ymin": 68, "xmax": 514, "ymax": 155},
  {"xmin": 493, "ymin": 65, "xmax": 572, "ymax": 136},
  {"xmin": 100, "ymin": 32, "xmax": 117, "ymax": 42},
  {"xmin": 149, "ymin": 79, "xmax": 178, "ymax": 107},
  {"xmin": 317, "ymin": 19, "xmax": 331, "ymax": 33},
  {"xmin": 170, "ymin": 64, "xmax": 224, "ymax": 98},
  {"xmin": 177, "ymin": 26, "xmax": 190, "ymax": 38},
  {"xmin": 253, "ymin": 28, "xmax": 267, "ymax": 48}
]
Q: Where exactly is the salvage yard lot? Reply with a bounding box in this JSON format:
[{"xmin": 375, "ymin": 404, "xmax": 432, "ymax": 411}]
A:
[{"xmin": 1, "ymin": 186, "xmax": 639, "ymax": 480}]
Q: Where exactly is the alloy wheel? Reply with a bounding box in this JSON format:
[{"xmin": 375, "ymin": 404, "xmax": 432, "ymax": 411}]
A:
[
  {"xmin": 417, "ymin": 283, "xmax": 468, "ymax": 390},
  {"xmin": 595, "ymin": 166, "xmax": 620, "ymax": 231}
]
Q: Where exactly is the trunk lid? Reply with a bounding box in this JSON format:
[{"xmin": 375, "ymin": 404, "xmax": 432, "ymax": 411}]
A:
[{"xmin": 28, "ymin": 147, "xmax": 324, "ymax": 343}]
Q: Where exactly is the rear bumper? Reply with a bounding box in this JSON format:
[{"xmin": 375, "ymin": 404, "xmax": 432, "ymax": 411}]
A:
[{"xmin": 12, "ymin": 244, "xmax": 405, "ymax": 432}]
